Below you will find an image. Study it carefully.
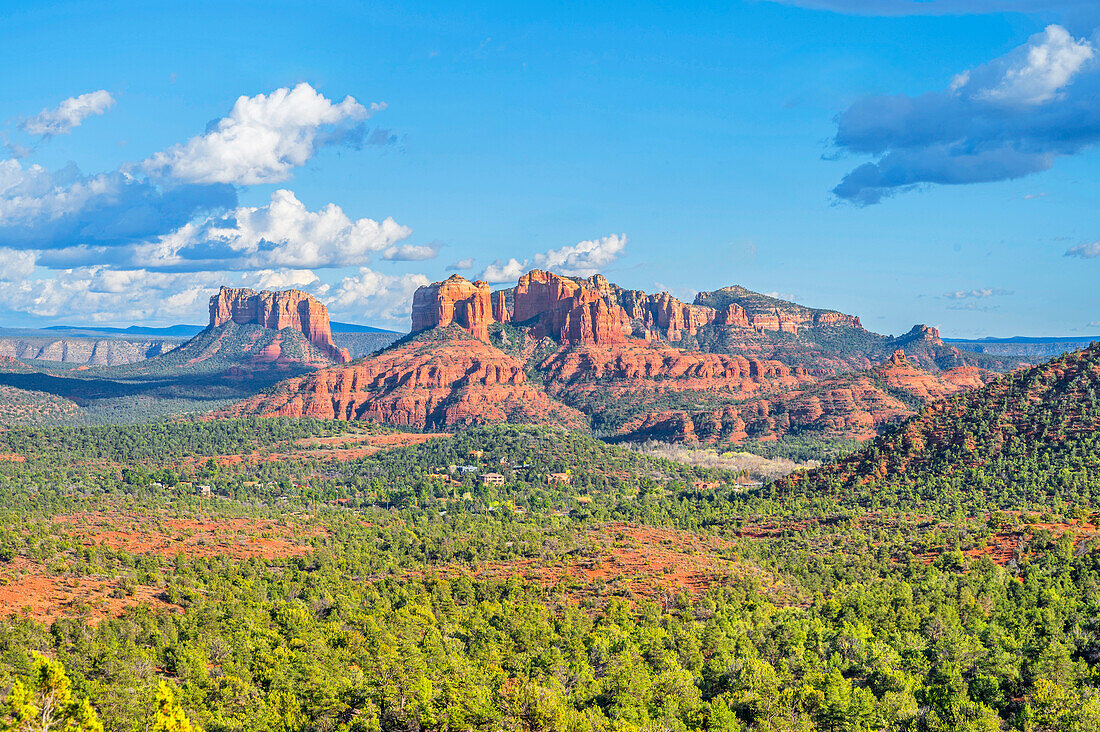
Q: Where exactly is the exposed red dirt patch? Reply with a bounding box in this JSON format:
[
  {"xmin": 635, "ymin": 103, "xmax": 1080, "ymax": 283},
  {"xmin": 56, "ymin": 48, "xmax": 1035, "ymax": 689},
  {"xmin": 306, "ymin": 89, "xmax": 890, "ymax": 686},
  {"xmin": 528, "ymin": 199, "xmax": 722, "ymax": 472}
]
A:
[
  {"xmin": 438, "ymin": 522, "xmax": 793, "ymax": 607},
  {"xmin": 0, "ymin": 557, "xmax": 178, "ymax": 625},
  {"xmin": 52, "ymin": 512, "xmax": 323, "ymax": 560},
  {"xmin": 185, "ymin": 430, "xmax": 443, "ymax": 466}
]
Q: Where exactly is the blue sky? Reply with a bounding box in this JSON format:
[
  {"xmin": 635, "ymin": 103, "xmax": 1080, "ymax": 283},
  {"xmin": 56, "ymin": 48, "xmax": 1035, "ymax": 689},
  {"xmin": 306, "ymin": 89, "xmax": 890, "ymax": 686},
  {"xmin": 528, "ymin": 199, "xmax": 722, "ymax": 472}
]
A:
[{"xmin": 0, "ymin": 0, "xmax": 1097, "ymax": 336}]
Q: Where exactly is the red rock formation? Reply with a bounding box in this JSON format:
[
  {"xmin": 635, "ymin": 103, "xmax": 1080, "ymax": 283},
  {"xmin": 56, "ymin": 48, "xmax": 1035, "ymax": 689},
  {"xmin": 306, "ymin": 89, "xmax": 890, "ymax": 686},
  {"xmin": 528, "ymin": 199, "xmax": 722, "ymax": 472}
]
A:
[
  {"xmin": 692, "ymin": 285, "xmax": 864, "ymax": 334},
  {"xmin": 209, "ymin": 287, "xmax": 350, "ymax": 363},
  {"xmin": 715, "ymin": 303, "xmax": 751, "ymax": 328},
  {"xmin": 540, "ymin": 343, "xmax": 803, "ymax": 385},
  {"xmin": 492, "ymin": 291, "xmax": 510, "ymax": 323},
  {"xmin": 621, "ymin": 349, "xmax": 996, "ymax": 444},
  {"xmin": 411, "ymin": 275, "xmax": 495, "ymax": 341},
  {"xmin": 223, "ymin": 337, "xmax": 587, "ymax": 430},
  {"xmin": 411, "ymin": 269, "xmax": 872, "ymax": 349},
  {"xmin": 510, "ymin": 270, "xmax": 630, "ymax": 345}
]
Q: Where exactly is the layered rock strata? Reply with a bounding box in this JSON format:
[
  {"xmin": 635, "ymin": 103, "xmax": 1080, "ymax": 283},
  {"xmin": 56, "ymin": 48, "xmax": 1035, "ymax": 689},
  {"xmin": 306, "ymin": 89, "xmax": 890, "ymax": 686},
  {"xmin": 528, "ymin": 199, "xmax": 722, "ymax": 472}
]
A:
[
  {"xmin": 222, "ymin": 335, "xmax": 587, "ymax": 430},
  {"xmin": 210, "ymin": 287, "xmax": 350, "ymax": 363}
]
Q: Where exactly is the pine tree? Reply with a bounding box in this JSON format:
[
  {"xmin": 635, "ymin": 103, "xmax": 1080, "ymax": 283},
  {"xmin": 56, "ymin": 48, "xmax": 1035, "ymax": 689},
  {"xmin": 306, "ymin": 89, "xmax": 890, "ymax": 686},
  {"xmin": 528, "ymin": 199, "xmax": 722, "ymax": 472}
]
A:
[
  {"xmin": 150, "ymin": 681, "xmax": 195, "ymax": 732},
  {"xmin": 0, "ymin": 653, "xmax": 103, "ymax": 732}
]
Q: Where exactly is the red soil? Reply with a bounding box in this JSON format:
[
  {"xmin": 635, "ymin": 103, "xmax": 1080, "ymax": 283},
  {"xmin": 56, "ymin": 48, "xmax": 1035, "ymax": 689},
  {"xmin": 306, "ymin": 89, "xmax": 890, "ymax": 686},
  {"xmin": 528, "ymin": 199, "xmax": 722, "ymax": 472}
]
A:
[
  {"xmin": 51, "ymin": 512, "xmax": 322, "ymax": 560},
  {"xmin": 438, "ymin": 522, "xmax": 791, "ymax": 606},
  {"xmin": 186, "ymin": 430, "xmax": 442, "ymax": 466},
  {"xmin": 0, "ymin": 557, "xmax": 179, "ymax": 625}
]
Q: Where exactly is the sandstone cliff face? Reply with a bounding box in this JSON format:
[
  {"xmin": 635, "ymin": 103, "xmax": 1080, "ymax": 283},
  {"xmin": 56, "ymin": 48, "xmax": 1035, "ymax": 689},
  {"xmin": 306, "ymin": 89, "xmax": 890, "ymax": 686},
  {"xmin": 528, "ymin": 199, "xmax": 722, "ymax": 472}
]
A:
[
  {"xmin": 536, "ymin": 342, "xmax": 816, "ymax": 435},
  {"xmin": 540, "ymin": 343, "xmax": 803, "ymax": 386},
  {"xmin": 693, "ymin": 285, "xmax": 864, "ymax": 333},
  {"xmin": 411, "ymin": 275, "xmax": 495, "ymax": 341},
  {"xmin": 210, "ymin": 287, "xmax": 350, "ymax": 363},
  {"xmin": 224, "ymin": 334, "xmax": 587, "ymax": 430},
  {"xmin": 513, "ymin": 270, "xmax": 629, "ymax": 345},
  {"xmin": 621, "ymin": 350, "xmax": 996, "ymax": 445},
  {"xmin": 411, "ymin": 271, "xmax": 629, "ymax": 346},
  {"xmin": 410, "ymin": 269, "xmax": 872, "ymax": 348}
]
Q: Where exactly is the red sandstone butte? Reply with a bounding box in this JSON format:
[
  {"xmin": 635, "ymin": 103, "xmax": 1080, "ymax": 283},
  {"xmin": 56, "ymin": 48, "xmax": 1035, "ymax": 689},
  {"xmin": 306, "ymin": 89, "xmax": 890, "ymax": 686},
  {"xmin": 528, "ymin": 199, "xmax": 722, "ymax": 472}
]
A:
[
  {"xmin": 411, "ymin": 275, "xmax": 496, "ymax": 341},
  {"xmin": 209, "ymin": 287, "xmax": 350, "ymax": 363}
]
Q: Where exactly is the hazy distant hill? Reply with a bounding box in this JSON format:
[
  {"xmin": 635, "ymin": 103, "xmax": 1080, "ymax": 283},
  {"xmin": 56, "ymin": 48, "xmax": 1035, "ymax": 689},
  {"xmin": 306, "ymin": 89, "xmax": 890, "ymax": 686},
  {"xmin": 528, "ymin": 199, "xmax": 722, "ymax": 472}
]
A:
[{"xmin": 945, "ymin": 335, "xmax": 1099, "ymax": 359}]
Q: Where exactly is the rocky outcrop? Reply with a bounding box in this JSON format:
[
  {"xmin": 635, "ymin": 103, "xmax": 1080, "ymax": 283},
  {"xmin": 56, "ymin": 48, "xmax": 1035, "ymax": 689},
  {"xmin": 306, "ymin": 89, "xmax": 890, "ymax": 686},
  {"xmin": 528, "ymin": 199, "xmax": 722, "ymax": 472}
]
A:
[
  {"xmin": 540, "ymin": 343, "xmax": 804, "ymax": 385},
  {"xmin": 412, "ymin": 271, "xmax": 629, "ymax": 346},
  {"xmin": 410, "ymin": 269, "xmax": 875, "ymax": 348},
  {"xmin": 210, "ymin": 287, "xmax": 350, "ymax": 363},
  {"xmin": 621, "ymin": 349, "xmax": 996, "ymax": 444},
  {"xmin": 223, "ymin": 334, "xmax": 587, "ymax": 430},
  {"xmin": 892, "ymin": 325, "xmax": 943, "ymax": 347},
  {"xmin": 492, "ymin": 291, "xmax": 510, "ymax": 323},
  {"xmin": 512, "ymin": 270, "xmax": 629, "ymax": 345},
  {"xmin": 693, "ymin": 285, "xmax": 864, "ymax": 333},
  {"xmin": 411, "ymin": 275, "xmax": 495, "ymax": 341}
]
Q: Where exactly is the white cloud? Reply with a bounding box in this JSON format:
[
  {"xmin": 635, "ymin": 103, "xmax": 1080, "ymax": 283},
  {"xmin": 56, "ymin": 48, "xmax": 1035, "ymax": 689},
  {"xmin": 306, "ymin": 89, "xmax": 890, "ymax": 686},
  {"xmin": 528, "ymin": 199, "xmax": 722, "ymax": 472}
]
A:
[
  {"xmin": 0, "ymin": 267, "xmax": 225, "ymax": 323},
  {"xmin": 147, "ymin": 189, "xmax": 411, "ymax": 270},
  {"xmin": 447, "ymin": 257, "xmax": 475, "ymax": 270},
  {"xmin": 0, "ymin": 158, "xmax": 236, "ymax": 250},
  {"xmin": 972, "ymin": 25, "xmax": 1093, "ymax": 107},
  {"xmin": 478, "ymin": 234, "xmax": 629, "ymax": 283},
  {"xmin": 252, "ymin": 268, "xmax": 322, "ymax": 291},
  {"xmin": 382, "ymin": 243, "xmax": 439, "ymax": 261},
  {"xmin": 832, "ymin": 25, "xmax": 1100, "ymax": 204},
  {"xmin": 943, "ymin": 287, "xmax": 1012, "ymax": 299},
  {"xmin": 532, "ymin": 233, "xmax": 628, "ymax": 276},
  {"xmin": 0, "ymin": 265, "xmax": 336, "ymax": 325},
  {"xmin": 141, "ymin": 82, "xmax": 382, "ymax": 185},
  {"xmin": 0, "ymin": 248, "xmax": 36, "ymax": 281},
  {"xmin": 480, "ymin": 257, "xmax": 528, "ymax": 283},
  {"xmin": 1066, "ymin": 241, "xmax": 1100, "ymax": 258},
  {"xmin": 23, "ymin": 90, "xmax": 115, "ymax": 137},
  {"xmin": 329, "ymin": 267, "xmax": 430, "ymax": 326}
]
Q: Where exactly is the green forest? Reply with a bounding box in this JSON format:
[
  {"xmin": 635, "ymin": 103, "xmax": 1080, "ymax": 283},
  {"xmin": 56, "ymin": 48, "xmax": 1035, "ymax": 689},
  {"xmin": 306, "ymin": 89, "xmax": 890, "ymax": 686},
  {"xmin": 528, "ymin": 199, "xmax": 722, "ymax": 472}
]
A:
[{"xmin": 0, "ymin": 346, "xmax": 1098, "ymax": 731}]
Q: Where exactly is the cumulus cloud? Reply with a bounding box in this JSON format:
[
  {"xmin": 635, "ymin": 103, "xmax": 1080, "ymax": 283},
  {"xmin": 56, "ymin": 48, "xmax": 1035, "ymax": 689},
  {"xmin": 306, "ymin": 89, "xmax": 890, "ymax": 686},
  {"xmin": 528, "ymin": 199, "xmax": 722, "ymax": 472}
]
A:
[
  {"xmin": 479, "ymin": 234, "xmax": 629, "ymax": 283},
  {"xmin": 0, "ymin": 248, "xmax": 36, "ymax": 281},
  {"xmin": 22, "ymin": 90, "xmax": 115, "ymax": 137},
  {"xmin": 480, "ymin": 257, "xmax": 528, "ymax": 283},
  {"xmin": 0, "ymin": 159, "xmax": 236, "ymax": 251},
  {"xmin": 447, "ymin": 257, "xmax": 475, "ymax": 271},
  {"xmin": 0, "ymin": 265, "xmax": 346, "ymax": 325},
  {"xmin": 382, "ymin": 243, "xmax": 439, "ymax": 261},
  {"xmin": 943, "ymin": 287, "xmax": 1013, "ymax": 299},
  {"xmin": 0, "ymin": 83, "xmax": 409, "ymax": 326},
  {"xmin": 141, "ymin": 83, "xmax": 382, "ymax": 185},
  {"xmin": 252, "ymin": 268, "xmax": 323, "ymax": 291},
  {"xmin": 141, "ymin": 189, "xmax": 411, "ymax": 271},
  {"xmin": 1066, "ymin": 241, "xmax": 1100, "ymax": 257},
  {"xmin": 0, "ymin": 267, "xmax": 224, "ymax": 323},
  {"xmin": 831, "ymin": 25, "xmax": 1100, "ymax": 204},
  {"xmin": 532, "ymin": 234, "xmax": 628, "ymax": 276},
  {"xmin": 329, "ymin": 267, "xmax": 430, "ymax": 325}
]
